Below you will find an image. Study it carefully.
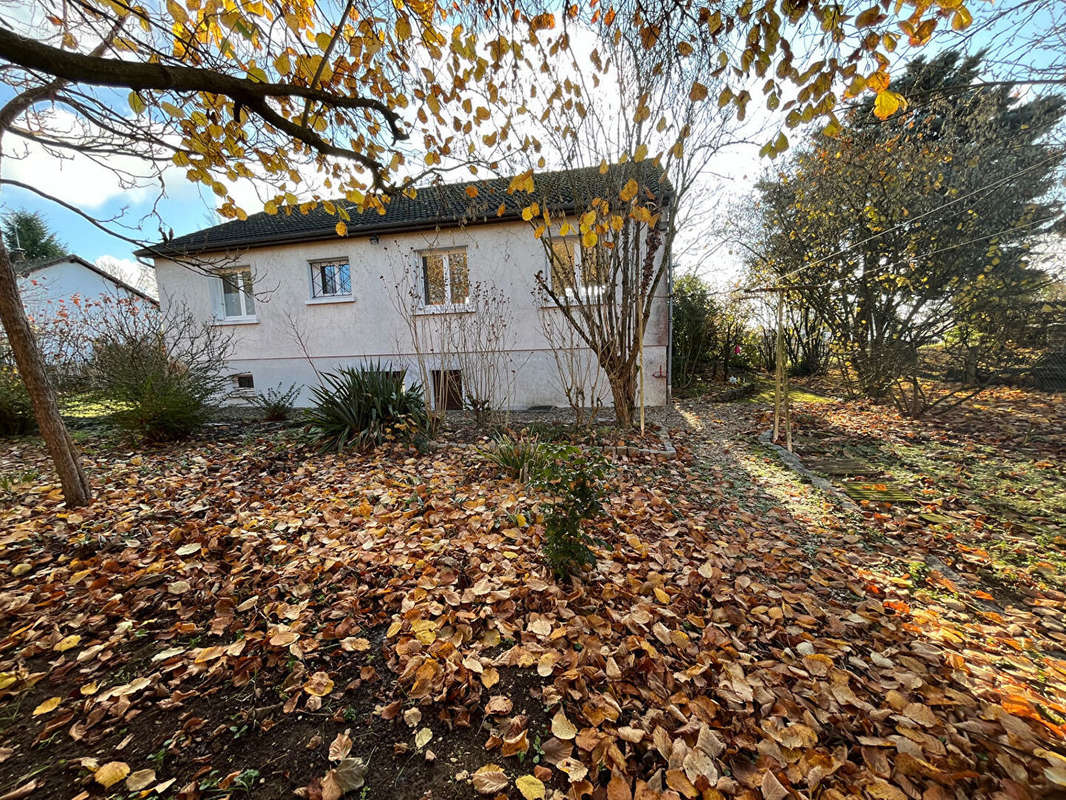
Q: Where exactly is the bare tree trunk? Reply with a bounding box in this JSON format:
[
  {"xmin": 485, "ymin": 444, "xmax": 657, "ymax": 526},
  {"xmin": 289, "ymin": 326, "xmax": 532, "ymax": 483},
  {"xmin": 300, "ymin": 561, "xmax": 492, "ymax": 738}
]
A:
[
  {"xmin": 0, "ymin": 241, "xmax": 91, "ymax": 506},
  {"xmin": 606, "ymin": 364, "xmax": 635, "ymax": 427}
]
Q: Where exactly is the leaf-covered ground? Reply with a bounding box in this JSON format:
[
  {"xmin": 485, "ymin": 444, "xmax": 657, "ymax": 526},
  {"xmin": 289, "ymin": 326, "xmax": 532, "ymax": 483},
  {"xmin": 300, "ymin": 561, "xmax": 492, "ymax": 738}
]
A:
[{"xmin": 0, "ymin": 391, "xmax": 1064, "ymax": 800}]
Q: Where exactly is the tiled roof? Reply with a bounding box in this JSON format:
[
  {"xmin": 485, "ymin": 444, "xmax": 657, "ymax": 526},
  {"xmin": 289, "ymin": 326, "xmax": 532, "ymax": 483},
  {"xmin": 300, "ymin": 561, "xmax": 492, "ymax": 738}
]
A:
[{"xmin": 139, "ymin": 163, "xmax": 669, "ymax": 257}]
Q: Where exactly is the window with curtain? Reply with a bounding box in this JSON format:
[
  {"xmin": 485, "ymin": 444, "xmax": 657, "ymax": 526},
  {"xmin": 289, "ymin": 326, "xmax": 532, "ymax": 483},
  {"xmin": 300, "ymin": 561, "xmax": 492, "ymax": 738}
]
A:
[{"xmin": 218, "ymin": 267, "xmax": 256, "ymax": 320}]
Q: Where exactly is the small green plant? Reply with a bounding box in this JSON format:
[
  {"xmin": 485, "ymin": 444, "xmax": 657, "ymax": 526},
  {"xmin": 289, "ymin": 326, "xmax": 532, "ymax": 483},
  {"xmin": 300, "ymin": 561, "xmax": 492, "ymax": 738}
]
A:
[
  {"xmin": 0, "ymin": 468, "xmax": 39, "ymax": 493},
  {"xmin": 481, "ymin": 433, "xmax": 550, "ymax": 483},
  {"xmin": 533, "ymin": 445, "xmax": 611, "ymax": 579},
  {"xmin": 250, "ymin": 382, "xmax": 300, "ymax": 421},
  {"xmin": 304, "ymin": 363, "xmax": 429, "ymax": 452},
  {"xmin": 233, "ymin": 769, "xmax": 260, "ymax": 790},
  {"xmin": 0, "ymin": 367, "xmax": 35, "ymax": 436},
  {"xmin": 907, "ymin": 560, "xmax": 931, "ymax": 588}
]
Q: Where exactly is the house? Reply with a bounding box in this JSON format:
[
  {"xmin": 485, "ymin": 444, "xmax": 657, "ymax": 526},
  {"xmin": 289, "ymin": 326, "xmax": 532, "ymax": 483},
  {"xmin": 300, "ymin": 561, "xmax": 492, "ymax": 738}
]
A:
[
  {"xmin": 16, "ymin": 255, "xmax": 158, "ymax": 364},
  {"xmin": 140, "ymin": 166, "xmax": 671, "ymax": 411},
  {"xmin": 17, "ymin": 254, "xmax": 158, "ymax": 316}
]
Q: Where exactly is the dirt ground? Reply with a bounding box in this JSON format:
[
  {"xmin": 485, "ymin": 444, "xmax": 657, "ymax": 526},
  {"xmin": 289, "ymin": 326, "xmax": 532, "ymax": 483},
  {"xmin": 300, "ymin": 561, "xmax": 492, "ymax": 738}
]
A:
[{"xmin": 0, "ymin": 389, "xmax": 1063, "ymax": 799}]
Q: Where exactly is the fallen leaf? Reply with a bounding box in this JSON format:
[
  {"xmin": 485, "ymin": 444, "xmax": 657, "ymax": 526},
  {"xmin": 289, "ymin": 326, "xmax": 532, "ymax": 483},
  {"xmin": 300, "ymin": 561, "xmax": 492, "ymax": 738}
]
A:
[
  {"xmin": 551, "ymin": 709, "xmax": 577, "ymax": 740},
  {"xmin": 761, "ymin": 769, "xmax": 788, "ymax": 800},
  {"xmin": 472, "ymin": 764, "xmax": 509, "ymax": 794},
  {"xmin": 516, "ymin": 774, "xmax": 546, "ymax": 800},
  {"xmin": 94, "ymin": 762, "xmax": 130, "ymax": 789},
  {"xmin": 414, "ymin": 727, "xmax": 433, "ymax": 749},
  {"xmin": 53, "ymin": 634, "xmax": 81, "ymax": 652},
  {"xmin": 329, "ymin": 730, "xmax": 353, "ymax": 761},
  {"xmin": 31, "ymin": 697, "xmax": 61, "ymax": 716},
  {"xmin": 304, "ymin": 671, "xmax": 334, "ymax": 697},
  {"xmin": 322, "ymin": 757, "xmax": 367, "ymax": 800},
  {"xmin": 125, "ymin": 769, "xmax": 156, "ymax": 791}
]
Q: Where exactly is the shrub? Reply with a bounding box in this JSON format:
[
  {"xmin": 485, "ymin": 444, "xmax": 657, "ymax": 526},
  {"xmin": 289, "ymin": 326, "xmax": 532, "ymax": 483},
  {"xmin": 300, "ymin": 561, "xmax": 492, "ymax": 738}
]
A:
[
  {"xmin": 532, "ymin": 445, "xmax": 611, "ymax": 579},
  {"xmin": 251, "ymin": 383, "xmax": 301, "ymax": 421},
  {"xmin": 87, "ymin": 304, "xmax": 233, "ymax": 441},
  {"xmin": 481, "ymin": 434, "xmax": 550, "ymax": 482},
  {"xmin": 305, "ymin": 364, "xmax": 428, "ymax": 452},
  {"xmin": 0, "ymin": 367, "xmax": 36, "ymax": 436}
]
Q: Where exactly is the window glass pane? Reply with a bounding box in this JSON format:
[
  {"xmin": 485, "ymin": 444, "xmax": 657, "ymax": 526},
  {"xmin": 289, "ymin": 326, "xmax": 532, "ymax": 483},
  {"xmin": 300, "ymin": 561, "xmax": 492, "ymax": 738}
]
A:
[
  {"xmin": 320, "ymin": 264, "xmax": 337, "ymax": 296},
  {"xmin": 551, "ymin": 239, "xmax": 576, "ymax": 293},
  {"xmin": 449, "ymin": 251, "xmax": 469, "ymax": 304},
  {"xmin": 311, "ymin": 261, "xmax": 351, "ymax": 297},
  {"xmin": 222, "ymin": 273, "xmax": 242, "ymax": 317},
  {"xmin": 423, "ymin": 254, "xmax": 446, "ymax": 305},
  {"xmin": 240, "ymin": 270, "xmax": 255, "ymax": 314}
]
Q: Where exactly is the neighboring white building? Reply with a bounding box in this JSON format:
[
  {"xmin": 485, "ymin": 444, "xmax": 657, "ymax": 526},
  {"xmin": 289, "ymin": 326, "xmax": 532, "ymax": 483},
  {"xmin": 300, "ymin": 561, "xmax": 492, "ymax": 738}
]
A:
[
  {"xmin": 141, "ymin": 166, "xmax": 672, "ymax": 411},
  {"xmin": 17, "ymin": 253, "xmax": 158, "ymax": 334}
]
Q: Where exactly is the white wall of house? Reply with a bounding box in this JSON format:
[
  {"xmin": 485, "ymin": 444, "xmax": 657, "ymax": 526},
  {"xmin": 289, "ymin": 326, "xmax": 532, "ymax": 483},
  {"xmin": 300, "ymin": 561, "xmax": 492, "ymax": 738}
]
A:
[
  {"xmin": 18, "ymin": 260, "xmax": 150, "ymax": 320},
  {"xmin": 153, "ymin": 220, "xmax": 670, "ymax": 410}
]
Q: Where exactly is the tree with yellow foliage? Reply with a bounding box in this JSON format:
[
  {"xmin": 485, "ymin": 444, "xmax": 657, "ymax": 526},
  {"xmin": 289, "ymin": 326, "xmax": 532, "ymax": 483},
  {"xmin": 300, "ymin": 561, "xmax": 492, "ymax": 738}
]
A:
[{"xmin": 0, "ymin": 0, "xmax": 973, "ymax": 499}]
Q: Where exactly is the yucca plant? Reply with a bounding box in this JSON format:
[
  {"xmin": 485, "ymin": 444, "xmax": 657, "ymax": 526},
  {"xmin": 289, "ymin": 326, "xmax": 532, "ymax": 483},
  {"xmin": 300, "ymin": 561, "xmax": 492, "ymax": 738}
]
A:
[{"xmin": 305, "ymin": 363, "xmax": 428, "ymax": 452}]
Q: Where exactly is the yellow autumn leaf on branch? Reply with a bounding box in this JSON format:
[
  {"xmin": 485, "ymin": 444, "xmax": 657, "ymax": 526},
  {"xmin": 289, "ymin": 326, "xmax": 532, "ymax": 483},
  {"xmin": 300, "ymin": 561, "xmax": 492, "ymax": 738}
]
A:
[
  {"xmin": 127, "ymin": 91, "xmax": 147, "ymax": 114},
  {"xmin": 874, "ymin": 90, "xmax": 906, "ymax": 120},
  {"xmin": 620, "ymin": 179, "xmax": 638, "ymax": 202}
]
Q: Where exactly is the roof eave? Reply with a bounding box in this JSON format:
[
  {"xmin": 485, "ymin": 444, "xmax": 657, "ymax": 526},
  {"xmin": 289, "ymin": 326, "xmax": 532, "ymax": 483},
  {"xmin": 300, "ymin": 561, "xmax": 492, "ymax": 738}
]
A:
[{"xmin": 139, "ymin": 208, "xmax": 535, "ymax": 259}]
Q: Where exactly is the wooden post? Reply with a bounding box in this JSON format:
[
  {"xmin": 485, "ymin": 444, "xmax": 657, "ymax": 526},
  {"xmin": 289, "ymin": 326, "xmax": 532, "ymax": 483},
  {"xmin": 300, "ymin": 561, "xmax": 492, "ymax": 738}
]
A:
[{"xmin": 638, "ymin": 293, "xmax": 646, "ymax": 435}]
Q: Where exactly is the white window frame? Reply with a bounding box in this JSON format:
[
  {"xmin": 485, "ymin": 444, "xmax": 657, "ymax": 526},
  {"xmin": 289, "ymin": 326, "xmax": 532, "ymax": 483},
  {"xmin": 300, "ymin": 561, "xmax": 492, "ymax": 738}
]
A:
[
  {"xmin": 307, "ymin": 258, "xmax": 354, "ymax": 303},
  {"xmin": 549, "ymin": 237, "xmax": 607, "ymax": 303},
  {"xmin": 213, "ymin": 266, "xmax": 257, "ymax": 322},
  {"xmin": 417, "ymin": 248, "xmax": 469, "ymax": 311}
]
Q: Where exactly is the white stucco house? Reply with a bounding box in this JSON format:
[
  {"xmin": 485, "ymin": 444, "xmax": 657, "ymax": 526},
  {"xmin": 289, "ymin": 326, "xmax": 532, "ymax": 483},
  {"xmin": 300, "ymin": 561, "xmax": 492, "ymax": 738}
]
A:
[
  {"xmin": 140, "ymin": 165, "xmax": 672, "ymax": 411},
  {"xmin": 17, "ymin": 254, "xmax": 158, "ymax": 319}
]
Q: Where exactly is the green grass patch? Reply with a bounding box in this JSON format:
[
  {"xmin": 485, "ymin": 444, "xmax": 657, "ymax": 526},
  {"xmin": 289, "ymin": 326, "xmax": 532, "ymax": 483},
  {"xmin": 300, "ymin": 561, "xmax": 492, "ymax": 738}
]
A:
[
  {"xmin": 59, "ymin": 394, "xmax": 129, "ymax": 421},
  {"xmin": 745, "ymin": 377, "xmax": 835, "ymax": 405}
]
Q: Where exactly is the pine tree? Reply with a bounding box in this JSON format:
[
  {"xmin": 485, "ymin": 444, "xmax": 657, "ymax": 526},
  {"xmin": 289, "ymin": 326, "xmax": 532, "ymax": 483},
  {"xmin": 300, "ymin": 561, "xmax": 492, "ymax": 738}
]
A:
[{"xmin": 2, "ymin": 210, "xmax": 67, "ymax": 264}]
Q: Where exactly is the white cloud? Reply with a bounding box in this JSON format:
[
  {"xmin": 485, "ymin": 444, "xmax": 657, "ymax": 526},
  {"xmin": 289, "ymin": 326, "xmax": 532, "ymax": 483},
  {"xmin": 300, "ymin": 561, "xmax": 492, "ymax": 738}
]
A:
[{"xmin": 1, "ymin": 109, "xmax": 161, "ymax": 210}]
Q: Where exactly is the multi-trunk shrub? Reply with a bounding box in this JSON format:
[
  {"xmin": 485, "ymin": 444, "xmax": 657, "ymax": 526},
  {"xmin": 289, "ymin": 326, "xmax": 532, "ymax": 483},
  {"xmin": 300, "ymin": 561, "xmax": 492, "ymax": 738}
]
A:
[
  {"xmin": 305, "ymin": 364, "xmax": 428, "ymax": 452},
  {"xmin": 86, "ymin": 304, "xmax": 233, "ymax": 441}
]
